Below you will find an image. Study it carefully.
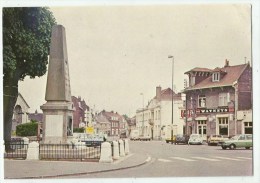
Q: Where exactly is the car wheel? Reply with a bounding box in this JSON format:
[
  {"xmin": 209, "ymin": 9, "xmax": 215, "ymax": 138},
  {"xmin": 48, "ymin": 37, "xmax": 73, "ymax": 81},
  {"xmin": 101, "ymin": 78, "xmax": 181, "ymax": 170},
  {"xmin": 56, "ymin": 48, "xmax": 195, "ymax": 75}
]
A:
[
  {"xmin": 229, "ymin": 144, "xmax": 236, "ymax": 150},
  {"xmin": 245, "ymin": 147, "xmax": 250, "ymax": 149},
  {"xmin": 166, "ymin": 141, "xmax": 169, "ymax": 143},
  {"xmin": 222, "ymin": 146, "xmax": 227, "ymax": 150}
]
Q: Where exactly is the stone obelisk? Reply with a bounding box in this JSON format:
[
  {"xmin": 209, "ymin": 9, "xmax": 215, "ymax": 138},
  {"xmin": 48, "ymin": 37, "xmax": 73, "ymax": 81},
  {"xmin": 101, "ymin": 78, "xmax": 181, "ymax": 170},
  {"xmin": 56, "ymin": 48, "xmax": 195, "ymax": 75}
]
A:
[{"xmin": 40, "ymin": 25, "xmax": 74, "ymax": 144}]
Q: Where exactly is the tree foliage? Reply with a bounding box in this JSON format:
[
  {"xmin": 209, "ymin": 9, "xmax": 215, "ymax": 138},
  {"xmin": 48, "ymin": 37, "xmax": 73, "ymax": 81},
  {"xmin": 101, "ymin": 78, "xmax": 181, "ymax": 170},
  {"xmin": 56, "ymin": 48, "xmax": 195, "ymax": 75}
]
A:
[
  {"xmin": 73, "ymin": 127, "xmax": 85, "ymax": 133},
  {"xmin": 3, "ymin": 7, "xmax": 56, "ymax": 142},
  {"xmin": 3, "ymin": 7, "xmax": 56, "ymax": 80}
]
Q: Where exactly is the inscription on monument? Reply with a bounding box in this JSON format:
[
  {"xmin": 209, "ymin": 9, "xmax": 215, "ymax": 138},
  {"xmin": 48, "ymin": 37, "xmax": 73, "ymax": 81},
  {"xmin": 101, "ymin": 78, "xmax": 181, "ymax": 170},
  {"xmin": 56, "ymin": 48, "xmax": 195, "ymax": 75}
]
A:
[{"xmin": 45, "ymin": 115, "xmax": 63, "ymax": 137}]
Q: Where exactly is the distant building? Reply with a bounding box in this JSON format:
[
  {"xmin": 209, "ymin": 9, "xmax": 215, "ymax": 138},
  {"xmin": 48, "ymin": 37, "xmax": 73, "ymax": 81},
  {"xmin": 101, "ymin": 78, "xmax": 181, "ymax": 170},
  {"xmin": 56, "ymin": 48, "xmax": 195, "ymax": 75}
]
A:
[
  {"xmin": 183, "ymin": 60, "xmax": 252, "ymax": 139},
  {"xmin": 126, "ymin": 116, "xmax": 136, "ymax": 136},
  {"xmin": 94, "ymin": 113, "xmax": 111, "ymax": 136},
  {"xmin": 28, "ymin": 110, "xmax": 43, "ymax": 123},
  {"xmin": 12, "ymin": 93, "xmax": 30, "ymax": 131},
  {"xmin": 95, "ymin": 110, "xmax": 128, "ymax": 136},
  {"xmin": 71, "ymin": 96, "xmax": 89, "ymax": 128},
  {"xmin": 136, "ymin": 86, "xmax": 185, "ymax": 140}
]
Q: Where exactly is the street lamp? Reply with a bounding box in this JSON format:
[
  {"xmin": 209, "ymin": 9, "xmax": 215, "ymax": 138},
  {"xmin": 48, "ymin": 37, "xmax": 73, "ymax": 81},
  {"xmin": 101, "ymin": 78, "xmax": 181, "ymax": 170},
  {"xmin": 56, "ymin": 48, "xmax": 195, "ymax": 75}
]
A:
[
  {"xmin": 168, "ymin": 55, "xmax": 174, "ymax": 144},
  {"xmin": 140, "ymin": 93, "xmax": 144, "ymax": 136}
]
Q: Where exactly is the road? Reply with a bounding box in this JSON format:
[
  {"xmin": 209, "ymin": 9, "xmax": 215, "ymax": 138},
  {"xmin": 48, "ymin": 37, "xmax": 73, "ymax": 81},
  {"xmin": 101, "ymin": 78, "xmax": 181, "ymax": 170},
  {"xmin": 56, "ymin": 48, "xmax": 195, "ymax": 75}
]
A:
[{"xmin": 67, "ymin": 140, "xmax": 253, "ymax": 178}]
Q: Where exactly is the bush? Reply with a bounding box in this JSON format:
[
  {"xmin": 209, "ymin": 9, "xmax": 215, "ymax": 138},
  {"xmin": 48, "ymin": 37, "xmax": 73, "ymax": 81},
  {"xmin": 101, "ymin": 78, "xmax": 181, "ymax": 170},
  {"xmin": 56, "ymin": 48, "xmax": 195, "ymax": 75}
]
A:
[
  {"xmin": 16, "ymin": 121, "xmax": 38, "ymax": 136},
  {"xmin": 73, "ymin": 127, "xmax": 85, "ymax": 133}
]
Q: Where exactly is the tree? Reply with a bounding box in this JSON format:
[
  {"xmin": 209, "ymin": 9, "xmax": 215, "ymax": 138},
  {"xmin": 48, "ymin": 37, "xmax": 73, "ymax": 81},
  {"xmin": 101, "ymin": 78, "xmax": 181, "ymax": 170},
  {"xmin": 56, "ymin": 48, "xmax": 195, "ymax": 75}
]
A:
[{"xmin": 3, "ymin": 7, "xmax": 56, "ymax": 143}]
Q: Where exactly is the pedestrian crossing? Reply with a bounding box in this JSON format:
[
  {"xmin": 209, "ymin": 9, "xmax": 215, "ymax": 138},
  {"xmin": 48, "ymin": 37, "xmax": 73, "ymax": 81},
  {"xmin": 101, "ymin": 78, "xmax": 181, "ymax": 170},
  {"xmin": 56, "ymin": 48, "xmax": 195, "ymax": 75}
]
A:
[{"xmin": 157, "ymin": 156, "xmax": 252, "ymax": 163}]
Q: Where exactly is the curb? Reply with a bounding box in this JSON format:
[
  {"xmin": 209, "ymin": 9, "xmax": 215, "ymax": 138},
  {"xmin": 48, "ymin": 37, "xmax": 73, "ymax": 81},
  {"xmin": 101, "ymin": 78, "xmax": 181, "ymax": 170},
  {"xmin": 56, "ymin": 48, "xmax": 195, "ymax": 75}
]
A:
[{"xmin": 9, "ymin": 155, "xmax": 152, "ymax": 179}]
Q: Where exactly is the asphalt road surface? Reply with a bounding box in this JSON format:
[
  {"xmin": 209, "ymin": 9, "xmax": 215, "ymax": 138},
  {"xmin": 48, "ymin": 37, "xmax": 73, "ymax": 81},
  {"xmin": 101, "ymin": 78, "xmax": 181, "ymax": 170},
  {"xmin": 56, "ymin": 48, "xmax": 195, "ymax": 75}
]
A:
[{"xmin": 66, "ymin": 140, "xmax": 253, "ymax": 178}]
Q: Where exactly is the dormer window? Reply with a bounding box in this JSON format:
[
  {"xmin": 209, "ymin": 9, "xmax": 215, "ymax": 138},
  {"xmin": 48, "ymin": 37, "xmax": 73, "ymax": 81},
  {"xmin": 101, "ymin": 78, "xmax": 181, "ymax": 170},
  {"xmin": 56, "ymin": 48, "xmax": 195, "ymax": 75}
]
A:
[{"xmin": 212, "ymin": 72, "xmax": 220, "ymax": 82}]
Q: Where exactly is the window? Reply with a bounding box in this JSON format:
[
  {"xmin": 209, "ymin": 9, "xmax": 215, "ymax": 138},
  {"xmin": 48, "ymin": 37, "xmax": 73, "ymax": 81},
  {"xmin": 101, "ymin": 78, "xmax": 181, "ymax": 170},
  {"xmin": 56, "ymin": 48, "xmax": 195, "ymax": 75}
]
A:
[
  {"xmin": 198, "ymin": 95, "xmax": 206, "ymax": 108},
  {"xmin": 244, "ymin": 122, "xmax": 252, "ymax": 134},
  {"xmin": 212, "ymin": 72, "xmax": 220, "ymax": 82},
  {"xmin": 197, "ymin": 120, "xmax": 207, "ymax": 137},
  {"xmin": 219, "ymin": 93, "xmax": 230, "ymax": 106},
  {"xmin": 218, "ymin": 117, "xmax": 228, "ymax": 136}
]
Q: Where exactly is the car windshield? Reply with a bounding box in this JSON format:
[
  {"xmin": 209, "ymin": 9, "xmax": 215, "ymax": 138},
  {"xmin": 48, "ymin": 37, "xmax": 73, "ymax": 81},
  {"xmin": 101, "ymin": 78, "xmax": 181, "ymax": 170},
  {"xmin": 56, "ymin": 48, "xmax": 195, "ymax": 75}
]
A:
[
  {"xmin": 191, "ymin": 134, "xmax": 199, "ymax": 138},
  {"xmin": 230, "ymin": 135, "xmax": 239, "ymax": 140}
]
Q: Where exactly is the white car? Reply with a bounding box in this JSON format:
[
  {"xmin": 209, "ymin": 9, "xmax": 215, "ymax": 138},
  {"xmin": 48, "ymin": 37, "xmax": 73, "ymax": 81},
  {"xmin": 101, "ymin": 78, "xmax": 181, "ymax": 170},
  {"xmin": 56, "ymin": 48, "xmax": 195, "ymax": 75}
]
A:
[{"xmin": 188, "ymin": 134, "xmax": 203, "ymax": 145}]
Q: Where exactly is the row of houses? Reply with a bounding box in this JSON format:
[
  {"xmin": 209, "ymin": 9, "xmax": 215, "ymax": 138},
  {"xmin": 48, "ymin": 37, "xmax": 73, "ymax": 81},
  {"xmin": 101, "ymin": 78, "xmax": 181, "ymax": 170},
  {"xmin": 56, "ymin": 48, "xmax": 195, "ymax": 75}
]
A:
[
  {"xmin": 12, "ymin": 95, "xmax": 132, "ymax": 137},
  {"xmin": 135, "ymin": 60, "xmax": 252, "ymax": 140}
]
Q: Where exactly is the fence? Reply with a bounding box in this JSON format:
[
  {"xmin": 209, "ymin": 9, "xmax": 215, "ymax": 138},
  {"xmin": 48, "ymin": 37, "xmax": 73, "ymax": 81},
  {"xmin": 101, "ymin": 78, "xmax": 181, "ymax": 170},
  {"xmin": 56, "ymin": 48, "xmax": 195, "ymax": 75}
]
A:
[
  {"xmin": 39, "ymin": 142, "xmax": 101, "ymax": 161},
  {"xmin": 4, "ymin": 140, "xmax": 28, "ymax": 159}
]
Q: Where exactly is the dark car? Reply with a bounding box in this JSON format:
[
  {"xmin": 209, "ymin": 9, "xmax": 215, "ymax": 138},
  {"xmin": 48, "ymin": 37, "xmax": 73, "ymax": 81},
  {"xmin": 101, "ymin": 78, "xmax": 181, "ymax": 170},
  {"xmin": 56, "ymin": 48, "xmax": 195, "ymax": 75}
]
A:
[{"xmin": 175, "ymin": 134, "xmax": 189, "ymax": 144}]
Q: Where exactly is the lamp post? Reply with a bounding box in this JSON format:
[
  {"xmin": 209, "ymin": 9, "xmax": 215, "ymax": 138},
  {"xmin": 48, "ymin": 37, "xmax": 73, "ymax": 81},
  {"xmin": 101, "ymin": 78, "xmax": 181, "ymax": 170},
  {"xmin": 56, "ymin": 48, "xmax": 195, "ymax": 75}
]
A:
[
  {"xmin": 140, "ymin": 93, "xmax": 144, "ymax": 136},
  {"xmin": 168, "ymin": 55, "xmax": 174, "ymax": 144}
]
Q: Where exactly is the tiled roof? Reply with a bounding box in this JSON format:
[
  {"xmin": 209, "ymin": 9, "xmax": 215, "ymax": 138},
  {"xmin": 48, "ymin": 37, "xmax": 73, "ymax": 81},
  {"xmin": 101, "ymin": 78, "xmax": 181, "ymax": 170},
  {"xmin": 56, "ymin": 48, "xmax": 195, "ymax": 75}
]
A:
[
  {"xmin": 28, "ymin": 113, "xmax": 43, "ymax": 122},
  {"xmin": 100, "ymin": 110, "xmax": 125, "ymax": 122},
  {"xmin": 95, "ymin": 114, "xmax": 110, "ymax": 124},
  {"xmin": 71, "ymin": 96, "xmax": 89, "ymax": 111},
  {"xmin": 185, "ymin": 64, "xmax": 249, "ymax": 91},
  {"xmin": 18, "ymin": 93, "xmax": 30, "ymax": 108},
  {"xmin": 184, "ymin": 67, "xmax": 213, "ymax": 74},
  {"xmin": 153, "ymin": 88, "xmax": 181, "ymax": 100}
]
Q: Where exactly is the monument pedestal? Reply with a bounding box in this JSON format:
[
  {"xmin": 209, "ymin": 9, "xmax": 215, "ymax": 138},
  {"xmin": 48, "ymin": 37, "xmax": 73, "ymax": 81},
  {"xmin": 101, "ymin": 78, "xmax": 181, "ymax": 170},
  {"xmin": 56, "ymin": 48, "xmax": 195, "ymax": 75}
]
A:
[{"xmin": 41, "ymin": 101, "xmax": 74, "ymax": 144}]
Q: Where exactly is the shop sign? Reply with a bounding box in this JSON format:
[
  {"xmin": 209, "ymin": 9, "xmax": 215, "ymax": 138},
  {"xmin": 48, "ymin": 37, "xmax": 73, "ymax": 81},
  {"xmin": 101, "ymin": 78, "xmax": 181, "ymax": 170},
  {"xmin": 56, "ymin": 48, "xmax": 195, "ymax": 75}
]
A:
[{"xmin": 196, "ymin": 107, "xmax": 234, "ymax": 114}]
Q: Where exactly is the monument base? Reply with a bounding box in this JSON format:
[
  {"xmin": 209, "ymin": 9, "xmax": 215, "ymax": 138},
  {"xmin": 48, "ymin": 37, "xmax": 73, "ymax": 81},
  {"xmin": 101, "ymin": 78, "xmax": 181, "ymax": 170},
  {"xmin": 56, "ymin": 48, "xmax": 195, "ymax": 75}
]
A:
[{"xmin": 40, "ymin": 101, "xmax": 74, "ymax": 144}]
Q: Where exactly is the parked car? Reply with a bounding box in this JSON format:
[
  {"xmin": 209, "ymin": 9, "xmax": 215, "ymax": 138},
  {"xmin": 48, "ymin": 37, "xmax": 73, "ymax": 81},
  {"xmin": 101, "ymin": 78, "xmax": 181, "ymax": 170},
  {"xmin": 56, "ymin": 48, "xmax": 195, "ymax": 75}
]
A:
[
  {"xmin": 165, "ymin": 135, "xmax": 176, "ymax": 143},
  {"xmin": 221, "ymin": 134, "xmax": 253, "ymax": 150},
  {"xmin": 175, "ymin": 134, "xmax": 189, "ymax": 144},
  {"xmin": 207, "ymin": 135, "xmax": 229, "ymax": 146},
  {"xmin": 188, "ymin": 134, "xmax": 203, "ymax": 145}
]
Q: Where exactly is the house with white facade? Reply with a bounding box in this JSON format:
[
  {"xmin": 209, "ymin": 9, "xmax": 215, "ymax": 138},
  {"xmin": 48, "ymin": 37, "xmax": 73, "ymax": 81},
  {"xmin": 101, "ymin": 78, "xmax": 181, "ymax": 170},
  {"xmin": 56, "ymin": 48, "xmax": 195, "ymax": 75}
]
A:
[
  {"xmin": 136, "ymin": 86, "xmax": 185, "ymax": 140},
  {"xmin": 12, "ymin": 93, "xmax": 30, "ymax": 131}
]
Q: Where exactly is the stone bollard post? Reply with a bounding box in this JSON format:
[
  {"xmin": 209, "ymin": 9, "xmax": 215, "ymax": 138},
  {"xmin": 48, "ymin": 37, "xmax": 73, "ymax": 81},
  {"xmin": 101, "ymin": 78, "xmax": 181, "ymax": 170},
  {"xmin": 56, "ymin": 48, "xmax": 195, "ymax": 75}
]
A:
[
  {"xmin": 26, "ymin": 141, "xmax": 39, "ymax": 160},
  {"xmin": 99, "ymin": 142, "xmax": 113, "ymax": 163},
  {"xmin": 112, "ymin": 141, "xmax": 120, "ymax": 160},
  {"xmin": 124, "ymin": 139, "xmax": 130, "ymax": 155},
  {"xmin": 118, "ymin": 139, "xmax": 125, "ymax": 157}
]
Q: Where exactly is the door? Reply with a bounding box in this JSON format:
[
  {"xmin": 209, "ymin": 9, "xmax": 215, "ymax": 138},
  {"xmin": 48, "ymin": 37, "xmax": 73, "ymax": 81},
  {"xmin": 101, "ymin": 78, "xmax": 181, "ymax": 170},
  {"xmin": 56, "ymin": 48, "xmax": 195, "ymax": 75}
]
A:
[
  {"xmin": 245, "ymin": 134, "xmax": 253, "ymax": 147},
  {"xmin": 197, "ymin": 120, "xmax": 207, "ymax": 141},
  {"xmin": 237, "ymin": 134, "xmax": 246, "ymax": 148}
]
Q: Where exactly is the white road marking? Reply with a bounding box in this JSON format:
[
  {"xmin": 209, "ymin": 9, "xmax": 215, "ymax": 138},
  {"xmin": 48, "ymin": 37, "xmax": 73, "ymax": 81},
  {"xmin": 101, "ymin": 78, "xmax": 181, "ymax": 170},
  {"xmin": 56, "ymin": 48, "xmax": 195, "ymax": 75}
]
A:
[
  {"xmin": 170, "ymin": 157, "xmax": 196, "ymax": 162},
  {"xmin": 213, "ymin": 156, "xmax": 244, "ymax": 161},
  {"xmin": 157, "ymin": 158, "xmax": 172, "ymax": 162},
  {"xmin": 192, "ymin": 157, "xmax": 221, "ymax": 161},
  {"xmin": 236, "ymin": 157, "xmax": 252, "ymax": 160}
]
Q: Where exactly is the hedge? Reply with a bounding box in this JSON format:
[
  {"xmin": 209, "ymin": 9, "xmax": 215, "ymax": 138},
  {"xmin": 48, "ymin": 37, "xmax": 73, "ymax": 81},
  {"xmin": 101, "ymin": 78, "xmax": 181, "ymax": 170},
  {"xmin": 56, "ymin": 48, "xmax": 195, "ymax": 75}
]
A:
[
  {"xmin": 73, "ymin": 127, "xmax": 85, "ymax": 133},
  {"xmin": 16, "ymin": 121, "xmax": 38, "ymax": 136}
]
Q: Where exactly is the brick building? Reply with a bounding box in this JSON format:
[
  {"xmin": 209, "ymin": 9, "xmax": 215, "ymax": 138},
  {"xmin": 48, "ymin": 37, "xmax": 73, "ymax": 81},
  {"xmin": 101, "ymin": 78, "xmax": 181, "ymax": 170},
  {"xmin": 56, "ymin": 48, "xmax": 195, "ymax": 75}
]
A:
[
  {"xmin": 95, "ymin": 110, "xmax": 127, "ymax": 137},
  {"xmin": 183, "ymin": 60, "xmax": 252, "ymax": 140},
  {"xmin": 71, "ymin": 96, "xmax": 89, "ymax": 128}
]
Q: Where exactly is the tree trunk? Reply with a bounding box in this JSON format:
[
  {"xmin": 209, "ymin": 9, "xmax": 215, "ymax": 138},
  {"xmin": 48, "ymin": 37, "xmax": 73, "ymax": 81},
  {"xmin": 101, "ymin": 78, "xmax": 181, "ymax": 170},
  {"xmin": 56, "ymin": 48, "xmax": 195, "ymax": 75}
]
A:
[{"xmin": 3, "ymin": 74, "xmax": 19, "ymax": 147}]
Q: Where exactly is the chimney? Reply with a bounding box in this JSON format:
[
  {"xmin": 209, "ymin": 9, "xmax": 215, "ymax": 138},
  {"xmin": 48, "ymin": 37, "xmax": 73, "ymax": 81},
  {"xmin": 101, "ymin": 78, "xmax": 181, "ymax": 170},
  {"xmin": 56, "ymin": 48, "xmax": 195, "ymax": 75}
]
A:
[
  {"xmin": 224, "ymin": 59, "xmax": 229, "ymax": 67},
  {"xmin": 156, "ymin": 86, "xmax": 161, "ymax": 101}
]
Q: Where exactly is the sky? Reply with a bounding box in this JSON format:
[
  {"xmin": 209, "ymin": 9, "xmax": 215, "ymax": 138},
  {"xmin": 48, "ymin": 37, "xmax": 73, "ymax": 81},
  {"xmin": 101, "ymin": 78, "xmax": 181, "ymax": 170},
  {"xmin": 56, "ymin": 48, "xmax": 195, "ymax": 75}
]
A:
[{"xmin": 18, "ymin": 4, "xmax": 252, "ymax": 117}]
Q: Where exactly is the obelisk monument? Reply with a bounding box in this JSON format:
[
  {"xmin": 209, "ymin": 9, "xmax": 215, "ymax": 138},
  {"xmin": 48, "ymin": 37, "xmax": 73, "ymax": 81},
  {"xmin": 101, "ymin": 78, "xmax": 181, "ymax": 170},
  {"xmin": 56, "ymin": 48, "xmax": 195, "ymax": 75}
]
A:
[{"xmin": 40, "ymin": 25, "xmax": 74, "ymax": 144}]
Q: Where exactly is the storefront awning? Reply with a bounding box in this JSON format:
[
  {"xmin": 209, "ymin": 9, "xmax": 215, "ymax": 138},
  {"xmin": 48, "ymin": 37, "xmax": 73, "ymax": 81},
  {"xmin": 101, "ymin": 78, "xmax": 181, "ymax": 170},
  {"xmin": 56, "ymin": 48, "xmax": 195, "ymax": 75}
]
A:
[
  {"xmin": 195, "ymin": 116, "xmax": 207, "ymax": 120},
  {"xmin": 216, "ymin": 114, "xmax": 229, "ymax": 118}
]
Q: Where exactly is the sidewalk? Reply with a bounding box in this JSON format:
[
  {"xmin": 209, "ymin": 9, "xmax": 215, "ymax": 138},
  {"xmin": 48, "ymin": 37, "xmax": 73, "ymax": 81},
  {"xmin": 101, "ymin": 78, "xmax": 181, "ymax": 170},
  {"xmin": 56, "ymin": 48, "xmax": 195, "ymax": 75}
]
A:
[{"xmin": 4, "ymin": 153, "xmax": 151, "ymax": 179}]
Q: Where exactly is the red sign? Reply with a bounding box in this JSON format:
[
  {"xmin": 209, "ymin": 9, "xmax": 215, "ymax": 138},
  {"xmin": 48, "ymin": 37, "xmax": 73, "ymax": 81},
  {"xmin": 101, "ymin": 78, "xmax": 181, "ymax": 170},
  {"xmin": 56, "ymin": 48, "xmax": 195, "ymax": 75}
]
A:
[{"xmin": 181, "ymin": 109, "xmax": 195, "ymax": 118}]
